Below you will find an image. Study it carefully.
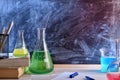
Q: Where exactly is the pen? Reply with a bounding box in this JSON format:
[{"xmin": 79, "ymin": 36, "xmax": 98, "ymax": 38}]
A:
[
  {"xmin": 85, "ymin": 76, "xmax": 95, "ymax": 80},
  {"xmin": 69, "ymin": 72, "xmax": 78, "ymax": 78}
]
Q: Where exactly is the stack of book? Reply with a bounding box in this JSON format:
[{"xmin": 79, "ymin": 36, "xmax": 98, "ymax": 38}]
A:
[{"xmin": 0, "ymin": 56, "xmax": 30, "ymax": 79}]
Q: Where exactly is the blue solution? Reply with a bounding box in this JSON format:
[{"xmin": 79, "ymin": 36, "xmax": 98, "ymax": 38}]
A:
[{"xmin": 100, "ymin": 57, "xmax": 118, "ymax": 72}]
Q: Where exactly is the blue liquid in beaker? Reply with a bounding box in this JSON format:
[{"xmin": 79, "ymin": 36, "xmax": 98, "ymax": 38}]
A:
[{"xmin": 101, "ymin": 57, "xmax": 118, "ymax": 72}]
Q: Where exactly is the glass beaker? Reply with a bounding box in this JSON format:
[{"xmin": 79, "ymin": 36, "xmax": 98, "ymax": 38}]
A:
[
  {"xmin": 0, "ymin": 33, "xmax": 9, "ymax": 59},
  {"xmin": 29, "ymin": 28, "xmax": 54, "ymax": 74},
  {"xmin": 100, "ymin": 48, "xmax": 116, "ymax": 72},
  {"xmin": 106, "ymin": 39, "xmax": 120, "ymax": 80},
  {"xmin": 106, "ymin": 61, "xmax": 120, "ymax": 80},
  {"xmin": 13, "ymin": 30, "xmax": 29, "ymax": 57}
]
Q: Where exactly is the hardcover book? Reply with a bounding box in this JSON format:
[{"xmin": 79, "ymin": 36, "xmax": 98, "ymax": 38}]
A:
[{"xmin": 0, "ymin": 67, "xmax": 24, "ymax": 79}]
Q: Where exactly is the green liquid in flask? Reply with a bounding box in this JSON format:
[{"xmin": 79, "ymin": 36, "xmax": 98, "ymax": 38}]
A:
[
  {"xmin": 25, "ymin": 28, "xmax": 54, "ymax": 74},
  {"xmin": 29, "ymin": 51, "xmax": 53, "ymax": 74}
]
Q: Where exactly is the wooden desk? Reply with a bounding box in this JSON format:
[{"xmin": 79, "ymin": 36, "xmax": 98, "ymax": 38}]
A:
[{"xmin": 0, "ymin": 64, "xmax": 107, "ymax": 80}]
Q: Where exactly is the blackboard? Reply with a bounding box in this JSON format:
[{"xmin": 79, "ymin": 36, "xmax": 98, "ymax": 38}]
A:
[{"xmin": 0, "ymin": 0, "xmax": 119, "ymax": 64}]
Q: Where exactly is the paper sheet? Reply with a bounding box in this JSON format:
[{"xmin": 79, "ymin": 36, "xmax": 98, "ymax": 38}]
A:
[{"xmin": 51, "ymin": 72, "xmax": 85, "ymax": 80}]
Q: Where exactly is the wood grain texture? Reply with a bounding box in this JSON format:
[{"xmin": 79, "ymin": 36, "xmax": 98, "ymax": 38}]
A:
[{"xmin": 54, "ymin": 64, "xmax": 100, "ymax": 68}]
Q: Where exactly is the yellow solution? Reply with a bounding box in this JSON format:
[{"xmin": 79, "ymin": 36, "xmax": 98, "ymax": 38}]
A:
[{"xmin": 13, "ymin": 48, "xmax": 28, "ymax": 57}]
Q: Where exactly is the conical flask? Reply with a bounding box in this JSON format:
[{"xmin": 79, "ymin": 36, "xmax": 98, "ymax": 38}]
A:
[
  {"xmin": 13, "ymin": 30, "xmax": 29, "ymax": 57},
  {"xmin": 29, "ymin": 28, "xmax": 54, "ymax": 74}
]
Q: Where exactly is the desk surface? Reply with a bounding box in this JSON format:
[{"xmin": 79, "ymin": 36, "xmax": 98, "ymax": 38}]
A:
[{"xmin": 0, "ymin": 64, "xmax": 107, "ymax": 80}]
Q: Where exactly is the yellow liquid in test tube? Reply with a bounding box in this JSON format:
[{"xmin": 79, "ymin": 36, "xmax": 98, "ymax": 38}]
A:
[{"xmin": 13, "ymin": 49, "xmax": 28, "ymax": 57}]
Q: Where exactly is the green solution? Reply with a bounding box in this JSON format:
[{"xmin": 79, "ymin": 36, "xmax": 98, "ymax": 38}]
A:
[{"xmin": 29, "ymin": 50, "xmax": 54, "ymax": 74}]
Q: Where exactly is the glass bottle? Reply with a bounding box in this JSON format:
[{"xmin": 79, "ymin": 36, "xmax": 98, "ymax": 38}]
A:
[
  {"xmin": 29, "ymin": 28, "xmax": 54, "ymax": 74},
  {"xmin": 13, "ymin": 30, "xmax": 29, "ymax": 57}
]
